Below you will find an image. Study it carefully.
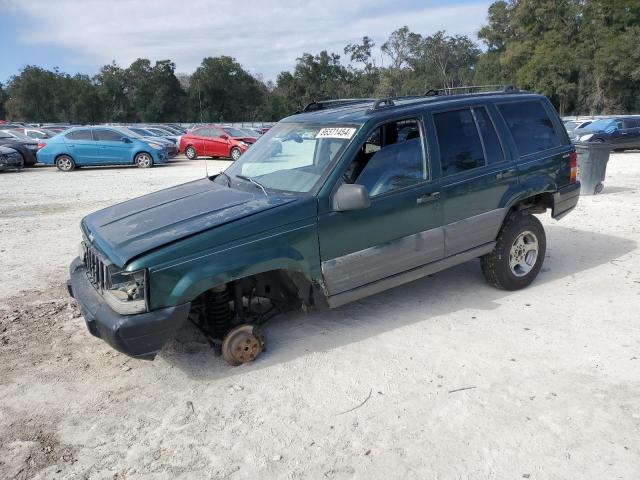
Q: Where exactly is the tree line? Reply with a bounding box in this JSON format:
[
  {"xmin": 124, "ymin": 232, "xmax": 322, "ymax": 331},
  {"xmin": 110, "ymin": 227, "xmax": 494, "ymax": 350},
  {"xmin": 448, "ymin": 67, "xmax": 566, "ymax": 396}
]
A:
[{"xmin": 1, "ymin": 0, "xmax": 638, "ymax": 123}]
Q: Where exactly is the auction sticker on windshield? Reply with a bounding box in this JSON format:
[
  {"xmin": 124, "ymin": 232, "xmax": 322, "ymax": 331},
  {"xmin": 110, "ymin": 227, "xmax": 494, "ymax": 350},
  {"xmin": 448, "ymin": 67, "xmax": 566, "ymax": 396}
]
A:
[{"xmin": 315, "ymin": 127, "xmax": 357, "ymax": 139}]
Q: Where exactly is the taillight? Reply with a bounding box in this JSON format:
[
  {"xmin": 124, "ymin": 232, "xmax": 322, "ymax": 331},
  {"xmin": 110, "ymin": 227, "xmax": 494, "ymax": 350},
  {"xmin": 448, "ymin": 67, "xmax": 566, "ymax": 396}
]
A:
[
  {"xmin": 37, "ymin": 142, "xmax": 46, "ymax": 150},
  {"xmin": 569, "ymin": 150, "xmax": 577, "ymax": 183}
]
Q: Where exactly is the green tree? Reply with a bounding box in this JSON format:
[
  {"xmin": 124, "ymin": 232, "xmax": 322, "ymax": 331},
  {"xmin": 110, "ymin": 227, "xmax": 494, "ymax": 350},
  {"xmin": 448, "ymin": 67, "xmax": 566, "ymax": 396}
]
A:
[
  {"xmin": 95, "ymin": 63, "xmax": 131, "ymax": 122},
  {"xmin": 188, "ymin": 56, "xmax": 266, "ymax": 122},
  {"xmin": 0, "ymin": 83, "xmax": 9, "ymax": 119}
]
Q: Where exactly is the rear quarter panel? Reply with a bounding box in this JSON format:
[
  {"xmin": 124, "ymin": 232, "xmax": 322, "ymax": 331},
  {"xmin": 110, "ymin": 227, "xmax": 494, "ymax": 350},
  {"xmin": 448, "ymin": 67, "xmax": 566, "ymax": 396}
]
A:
[{"xmin": 494, "ymin": 97, "xmax": 573, "ymax": 207}]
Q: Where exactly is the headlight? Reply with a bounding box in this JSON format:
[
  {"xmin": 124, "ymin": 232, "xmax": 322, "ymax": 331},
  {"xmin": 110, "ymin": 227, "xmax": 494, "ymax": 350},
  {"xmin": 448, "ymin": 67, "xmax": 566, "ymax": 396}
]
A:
[
  {"xmin": 104, "ymin": 269, "xmax": 148, "ymax": 315},
  {"xmin": 148, "ymin": 143, "xmax": 164, "ymax": 150},
  {"xmin": 579, "ymin": 134, "xmax": 594, "ymax": 141},
  {"xmin": 239, "ymin": 141, "xmax": 249, "ymax": 147}
]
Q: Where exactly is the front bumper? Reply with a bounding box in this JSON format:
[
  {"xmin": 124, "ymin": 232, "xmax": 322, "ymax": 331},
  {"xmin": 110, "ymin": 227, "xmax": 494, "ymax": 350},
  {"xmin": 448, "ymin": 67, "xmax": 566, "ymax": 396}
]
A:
[
  {"xmin": 552, "ymin": 181, "xmax": 581, "ymax": 220},
  {"xmin": 68, "ymin": 257, "xmax": 190, "ymax": 360}
]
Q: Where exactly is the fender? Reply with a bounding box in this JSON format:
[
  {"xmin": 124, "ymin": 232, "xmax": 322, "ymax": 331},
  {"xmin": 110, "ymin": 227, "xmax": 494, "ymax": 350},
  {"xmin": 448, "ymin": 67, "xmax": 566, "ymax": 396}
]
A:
[{"xmin": 144, "ymin": 218, "xmax": 322, "ymax": 310}]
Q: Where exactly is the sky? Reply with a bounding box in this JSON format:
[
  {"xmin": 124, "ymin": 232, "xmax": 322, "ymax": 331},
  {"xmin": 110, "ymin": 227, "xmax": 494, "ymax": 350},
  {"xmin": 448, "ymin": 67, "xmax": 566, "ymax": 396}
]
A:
[{"xmin": 0, "ymin": 0, "xmax": 492, "ymax": 84}]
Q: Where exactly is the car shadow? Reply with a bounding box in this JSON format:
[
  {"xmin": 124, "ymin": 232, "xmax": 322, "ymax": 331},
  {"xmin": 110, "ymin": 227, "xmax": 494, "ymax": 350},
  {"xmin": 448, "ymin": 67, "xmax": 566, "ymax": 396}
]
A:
[
  {"xmin": 159, "ymin": 225, "xmax": 636, "ymax": 380},
  {"xmin": 600, "ymin": 186, "xmax": 635, "ymax": 195}
]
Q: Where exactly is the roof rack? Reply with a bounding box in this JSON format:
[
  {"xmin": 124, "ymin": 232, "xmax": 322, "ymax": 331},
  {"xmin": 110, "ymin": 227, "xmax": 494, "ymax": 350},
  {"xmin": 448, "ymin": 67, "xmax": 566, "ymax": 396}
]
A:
[
  {"xmin": 296, "ymin": 98, "xmax": 376, "ymax": 114},
  {"xmin": 423, "ymin": 84, "xmax": 521, "ymax": 96}
]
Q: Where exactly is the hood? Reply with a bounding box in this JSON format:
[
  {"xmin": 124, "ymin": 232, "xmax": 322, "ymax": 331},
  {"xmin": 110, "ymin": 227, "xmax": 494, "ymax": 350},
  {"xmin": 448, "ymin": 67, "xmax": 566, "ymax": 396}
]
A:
[{"xmin": 82, "ymin": 178, "xmax": 297, "ymax": 267}]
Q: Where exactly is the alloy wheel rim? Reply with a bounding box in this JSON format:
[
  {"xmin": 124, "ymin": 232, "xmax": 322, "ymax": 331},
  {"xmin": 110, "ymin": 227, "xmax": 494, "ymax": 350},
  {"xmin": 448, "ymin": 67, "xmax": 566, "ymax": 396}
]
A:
[
  {"xmin": 231, "ymin": 149, "xmax": 240, "ymax": 160},
  {"xmin": 186, "ymin": 147, "xmax": 195, "ymax": 158},
  {"xmin": 138, "ymin": 154, "xmax": 151, "ymax": 167},
  {"xmin": 509, "ymin": 230, "xmax": 539, "ymax": 277},
  {"xmin": 59, "ymin": 157, "xmax": 72, "ymax": 170}
]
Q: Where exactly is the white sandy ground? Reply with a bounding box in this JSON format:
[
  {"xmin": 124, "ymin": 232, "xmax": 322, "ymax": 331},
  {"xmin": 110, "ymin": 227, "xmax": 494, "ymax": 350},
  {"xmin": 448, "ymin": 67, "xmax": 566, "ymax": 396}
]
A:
[{"xmin": 0, "ymin": 154, "xmax": 639, "ymax": 479}]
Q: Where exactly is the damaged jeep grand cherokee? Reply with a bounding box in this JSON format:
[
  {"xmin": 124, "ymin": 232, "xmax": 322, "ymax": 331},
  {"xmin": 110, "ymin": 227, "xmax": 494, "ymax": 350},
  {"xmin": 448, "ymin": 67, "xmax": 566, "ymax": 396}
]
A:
[{"xmin": 68, "ymin": 88, "xmax": 580, "ymax": 365}]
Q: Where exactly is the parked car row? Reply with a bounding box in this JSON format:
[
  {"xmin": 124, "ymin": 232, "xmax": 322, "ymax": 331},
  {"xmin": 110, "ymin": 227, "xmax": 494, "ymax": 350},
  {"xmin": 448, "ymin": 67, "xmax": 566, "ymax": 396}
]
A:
[{"xmin": 572, "ymin": 116, "xmax": 640, "ymax": 150}]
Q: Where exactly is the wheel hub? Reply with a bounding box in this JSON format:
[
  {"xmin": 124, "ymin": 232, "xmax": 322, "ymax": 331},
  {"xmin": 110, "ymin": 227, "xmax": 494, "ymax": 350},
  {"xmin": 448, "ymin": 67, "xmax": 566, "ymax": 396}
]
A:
[{"xmin": 221, "ymin": 324, "xmax": 265, "ymax": 366}]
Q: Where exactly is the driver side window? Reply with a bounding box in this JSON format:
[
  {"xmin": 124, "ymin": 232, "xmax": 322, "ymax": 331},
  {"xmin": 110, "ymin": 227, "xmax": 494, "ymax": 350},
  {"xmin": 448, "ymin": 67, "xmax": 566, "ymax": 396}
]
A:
[{"xmin": 344, "ymin": 118, "xmax": 427, "ymax": 197}]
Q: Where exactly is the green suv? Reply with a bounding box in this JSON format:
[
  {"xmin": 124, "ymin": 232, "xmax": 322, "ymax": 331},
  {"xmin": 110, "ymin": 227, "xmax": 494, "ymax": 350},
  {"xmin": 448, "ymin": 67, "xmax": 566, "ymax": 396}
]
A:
[{"xmin": 68, "ymin": 89, "xmax": 580, "ymax": 365}]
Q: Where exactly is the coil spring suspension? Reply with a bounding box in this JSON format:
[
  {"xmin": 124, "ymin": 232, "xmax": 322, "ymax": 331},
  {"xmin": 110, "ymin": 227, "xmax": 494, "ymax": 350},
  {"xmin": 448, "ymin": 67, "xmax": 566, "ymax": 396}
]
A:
[{"xmin": 205, "ymin": 285, "xmax": 233, "ymax": 339}]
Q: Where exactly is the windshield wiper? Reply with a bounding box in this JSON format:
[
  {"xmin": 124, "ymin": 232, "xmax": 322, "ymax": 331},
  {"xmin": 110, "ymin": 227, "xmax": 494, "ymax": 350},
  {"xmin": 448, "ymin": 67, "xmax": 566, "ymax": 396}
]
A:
[{"xmin": 236, "ymin": 174, "xmax": 268, "ymax": 196}]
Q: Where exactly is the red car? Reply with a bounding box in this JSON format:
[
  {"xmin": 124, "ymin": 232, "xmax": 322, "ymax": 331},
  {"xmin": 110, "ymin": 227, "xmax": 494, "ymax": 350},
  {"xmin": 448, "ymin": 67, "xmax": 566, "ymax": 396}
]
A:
[{"xmin": 180, "ymin": 125, "xmax": 257, "ymax": 161}]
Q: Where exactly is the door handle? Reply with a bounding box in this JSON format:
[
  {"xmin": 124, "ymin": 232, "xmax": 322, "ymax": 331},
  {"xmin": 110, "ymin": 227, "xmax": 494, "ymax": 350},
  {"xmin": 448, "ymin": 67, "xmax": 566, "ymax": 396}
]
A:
[
  {"xmin": 417, "ymin": 192, "xmax": 440, "ymax": 204},
  {"xmin": 496, "ymin": 169, "xmax": 517, "ymax": 180}
]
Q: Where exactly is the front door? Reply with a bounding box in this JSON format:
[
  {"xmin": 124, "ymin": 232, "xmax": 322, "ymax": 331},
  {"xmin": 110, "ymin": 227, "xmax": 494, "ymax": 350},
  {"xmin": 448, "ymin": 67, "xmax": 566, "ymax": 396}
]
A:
[
  {"xmin": 618, "ymin": 118, "xmax": 640, "ymax": 149},
  {"xmin": 93, "ymin": 128, "xmax": 131, "ymax": 163},
  {"xmin": 318, "ymin": 117, "xmax": 443, "ymax": 296},
  {"xmin": 204, "ymin": 127, "xmax": 230, "ymax": 157}
]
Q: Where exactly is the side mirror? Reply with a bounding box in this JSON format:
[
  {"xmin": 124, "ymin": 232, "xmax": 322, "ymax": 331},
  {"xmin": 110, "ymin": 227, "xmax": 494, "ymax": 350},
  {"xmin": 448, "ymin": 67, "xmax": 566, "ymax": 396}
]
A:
[
  {"xmin": 332, "ymin": 184, "xmax": 371, "ymax": 211},
  {"xmin": 220, "ymin": 134, "xmax": 229, "ymax": 140},
  {"xmin": 121, "ymin": 137, "xmax": 132, "ymax": 143}
]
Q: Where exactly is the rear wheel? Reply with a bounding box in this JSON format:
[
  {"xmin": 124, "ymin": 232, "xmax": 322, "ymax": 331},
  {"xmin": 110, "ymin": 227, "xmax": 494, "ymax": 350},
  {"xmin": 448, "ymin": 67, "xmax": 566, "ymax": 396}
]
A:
[
  {"xmin": 185, "ymin": 146, "xmax": 197, "ymax": 159},
  {"xmin": 135, "ymin": 152, "xmax": 153, "ymax": 168},
  {"xmin": 230, "ymin": 147, "xmax": 242, "ymax": 161},
  {"xmin": 55, "ymin": 155, "xmax": 75, "ymax": 172},
  {"xmin": 481, "ymin": 213, "xmax": 546, "ymax": 291}
]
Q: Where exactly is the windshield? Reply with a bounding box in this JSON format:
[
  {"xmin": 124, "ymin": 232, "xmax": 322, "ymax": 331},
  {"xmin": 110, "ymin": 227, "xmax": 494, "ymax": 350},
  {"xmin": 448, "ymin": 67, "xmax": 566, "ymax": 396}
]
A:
[
  {"xmin": 224, "ymin": 122, "xmax": 359, "ymax": 193},
  {"xmin": 584, "ymin": 119, "xmax": 615, "ymax": 131},
  {"xmin": 114, "ymin": 127, "xmax": 143, "ymax": 139},
  {"xmin": 224, "ymin": 127, "xmax": 253, "ymax": 138},
  {"xmin": 146, "ymin": 128, "xmax": 169, "ymax": 136}
]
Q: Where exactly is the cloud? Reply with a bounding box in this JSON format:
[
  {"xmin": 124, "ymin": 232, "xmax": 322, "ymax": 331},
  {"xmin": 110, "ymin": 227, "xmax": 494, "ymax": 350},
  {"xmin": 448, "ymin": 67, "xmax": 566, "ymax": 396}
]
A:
[{"xmin": 6, "ymin": 0, "xmax": 491, "ymax": 79}]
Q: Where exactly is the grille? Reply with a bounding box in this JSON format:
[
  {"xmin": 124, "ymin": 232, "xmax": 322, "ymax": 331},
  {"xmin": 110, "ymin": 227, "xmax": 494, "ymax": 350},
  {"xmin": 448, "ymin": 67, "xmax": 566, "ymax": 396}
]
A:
[{"xmin": 83, "ymin": 242, "xmax": 111, "ymax": 292}]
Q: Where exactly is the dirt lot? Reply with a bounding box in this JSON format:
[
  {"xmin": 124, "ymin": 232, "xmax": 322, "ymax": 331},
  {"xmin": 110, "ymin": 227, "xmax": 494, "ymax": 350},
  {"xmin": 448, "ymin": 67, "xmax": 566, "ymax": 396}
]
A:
[{"xmin": 1, "ymin": 155, "xmax": 639, "ymax": 479}]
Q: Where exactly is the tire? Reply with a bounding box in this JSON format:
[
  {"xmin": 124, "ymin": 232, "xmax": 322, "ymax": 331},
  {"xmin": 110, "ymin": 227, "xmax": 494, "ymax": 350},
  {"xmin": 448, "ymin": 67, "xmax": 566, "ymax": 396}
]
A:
[
  {"xmin": 185, "ymin": 146, "xmax": 197, "ymax": 160},
  {"xmin": 230, "ymin": 147, "xmax": 242, "ymax": 161},
  {"xmin": 135, "ymin": 152, "xmax": 153, "ymax": 168},
  {"xmin": 480, "ymin": 213, "xmax": 546, "ymax": 291},
  {"xmin": 55, "ymin": 155, "xmax": 75, "ymax": 172}
]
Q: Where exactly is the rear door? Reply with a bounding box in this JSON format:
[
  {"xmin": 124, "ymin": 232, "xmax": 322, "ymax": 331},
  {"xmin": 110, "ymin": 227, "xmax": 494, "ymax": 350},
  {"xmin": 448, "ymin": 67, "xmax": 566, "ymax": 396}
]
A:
[
  {"xmin": 429, "ymin": 105, "xmax": 517, "ymax": 257},
  {"xmin": 187, "ymin": 128, "xmax": 207, "ymax": 155},
  {"xmin": 94, "ymin": 128, "xmax": 131, "ymax": 163},
  {"xmin": 63, "ymin": 129, "xmax": 97, "ymax": 164},
  {"xmin": 318, "ymin": 116, "xmax": 443, "ymax": 295}
]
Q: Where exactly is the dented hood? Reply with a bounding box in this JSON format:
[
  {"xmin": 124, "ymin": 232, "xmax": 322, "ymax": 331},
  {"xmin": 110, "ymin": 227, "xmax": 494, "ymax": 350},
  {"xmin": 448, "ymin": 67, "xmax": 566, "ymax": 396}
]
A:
[{"xmin": 81, "ymin": 178, "xmax": 296, "ymax": 267}]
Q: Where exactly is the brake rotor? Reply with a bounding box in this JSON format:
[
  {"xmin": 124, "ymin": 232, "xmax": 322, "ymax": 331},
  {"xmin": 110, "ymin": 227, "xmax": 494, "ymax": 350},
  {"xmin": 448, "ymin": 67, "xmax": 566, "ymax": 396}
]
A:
[{"xmin": 221, "ymin": 324, "xmax": 265, "ymax": 366}]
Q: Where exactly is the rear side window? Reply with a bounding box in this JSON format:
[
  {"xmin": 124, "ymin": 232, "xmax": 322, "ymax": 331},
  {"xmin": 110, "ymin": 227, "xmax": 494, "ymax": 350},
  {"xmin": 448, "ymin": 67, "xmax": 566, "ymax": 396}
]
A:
[
  {"xmin": 65, "ymin": 130, "xmax": 93, "ymax": 141},
  {"xmin": 94, "ymin": 129, "xmax": 123, "ymax": 141},
  {"xmin": 434, "ymin": 109, "xmax": 485, "ymax": 175},
  {"xmin": 498, "ymin": 101, "xmax": 562, "ymax": 156}
]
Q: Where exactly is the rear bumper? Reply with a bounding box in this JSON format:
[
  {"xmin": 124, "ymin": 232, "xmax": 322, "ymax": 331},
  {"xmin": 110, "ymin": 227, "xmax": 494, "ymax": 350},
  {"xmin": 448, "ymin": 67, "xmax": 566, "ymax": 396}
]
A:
[
  {"xmin": 552, "ymin": 181, "xmax": 581, "ymax": 220},
  {"xmin": 68, "ymin": 257, "xmax": 190, "ymax": 360}
]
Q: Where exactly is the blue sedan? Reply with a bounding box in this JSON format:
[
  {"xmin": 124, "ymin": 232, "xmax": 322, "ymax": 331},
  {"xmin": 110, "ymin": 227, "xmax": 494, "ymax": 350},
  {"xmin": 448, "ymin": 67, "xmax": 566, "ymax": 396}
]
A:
[{"xmin": 37, "ymin": 126, "xmax": 169, "ymax": 171}]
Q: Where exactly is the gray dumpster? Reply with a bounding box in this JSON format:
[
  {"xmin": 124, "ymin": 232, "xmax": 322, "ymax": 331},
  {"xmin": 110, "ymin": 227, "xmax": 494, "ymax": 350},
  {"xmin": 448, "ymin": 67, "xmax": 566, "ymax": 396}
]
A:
[{"xmin": 574, "ymin": 142, "xmax": 611, "ymax": 195}]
